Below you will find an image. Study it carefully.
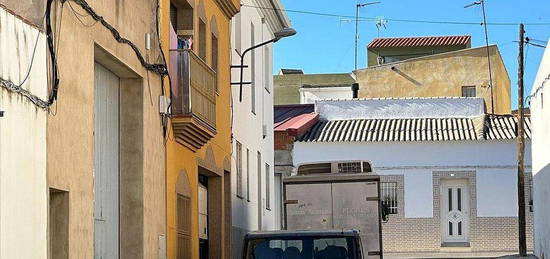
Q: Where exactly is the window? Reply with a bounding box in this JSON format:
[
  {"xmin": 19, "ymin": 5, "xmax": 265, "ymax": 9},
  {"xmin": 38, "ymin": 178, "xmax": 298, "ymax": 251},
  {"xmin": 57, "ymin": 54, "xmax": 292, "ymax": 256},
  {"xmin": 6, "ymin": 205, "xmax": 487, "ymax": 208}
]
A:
[
  {"xmin": 234, "ymin": 14, "xmax": 241, "ymax": 52},
  {"xmin": 337, "ymin": 161, "xmax": 372, "ymax": 173},
  {"xmin": 250, "ymin": 22, "xmax": 256, "ymax": 114},
  {"xmin": 462, "ymin": 86, "xmax": 476, "ymax": 97},
  {"xmin": 257, "ymin": 151, "xmax": 262, "ymax": 206},
  {"xmin": 264, "ymin": 46, "xmax": 271, "ymax": 92},
  {"xmin": 246, "ymin": 148, "xmax": 250, "ymax": 200},
  {"xmin": 338, "ymin": 162, "xmax": 362, "ymax": 173},
  {"xmin": 170, "ymin": 4, "xmax": 178, "ymax": 31},
  {"xmin": 211, "ymin": 33, "xmax": 218, "ymax": 92},
  {"xmin": 236, "ymin": 141, "xmax": 243, "ymax": 198},
  {"xmin": 50, "ymin": 188, "xmax": 69, "ymax": 259},
  {"xmin": 198, "ymin": 19, "xmax": 207, "ymax": 60},
  {"xmin": 297, "ymin": 163, "xmax": 331, "ymax": 175},
  {"xmin": 170, "ymin": 1, "xmax": 193, "ymax": 49},
  {"xmin": 247, "ymin": 237, "xmax": 359, "ymax": 259},
  {"xmin": 265, "ymin": 163, "xmax": 271, "ymax": 210},
  {"xmin": 381, "ymin": 182, "xmax": 398, "ymax": 214}
]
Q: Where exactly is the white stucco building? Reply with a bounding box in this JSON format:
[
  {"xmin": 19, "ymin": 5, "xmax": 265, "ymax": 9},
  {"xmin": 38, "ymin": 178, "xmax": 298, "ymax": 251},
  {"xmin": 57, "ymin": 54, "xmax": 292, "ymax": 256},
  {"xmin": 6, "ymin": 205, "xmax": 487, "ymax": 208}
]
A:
[
  {"xmin": 230, "ymin": 1, "xmax": 291, "ymax": 258},
  {"xmin": 291, "ymin": 98, "xmax": 533, "ymax": 254},
  {"xmin": 299, "ymin": 84, "xmax": 353, "ymax": 104},
  {"xmin": 0, "ymin": 5, "xmax": 48, "ymax": 259},
  {"xmin": 530, "ymin": 38, "xmax": 550, "ymax": 259}
]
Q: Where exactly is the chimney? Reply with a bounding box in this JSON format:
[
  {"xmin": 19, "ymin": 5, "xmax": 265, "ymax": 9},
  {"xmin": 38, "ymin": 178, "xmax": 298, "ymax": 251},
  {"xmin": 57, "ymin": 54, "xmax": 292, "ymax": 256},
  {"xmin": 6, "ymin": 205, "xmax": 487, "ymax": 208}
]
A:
[{"xmin": 352, "ymin": 83, "xmax": 359, "ymax": 98}]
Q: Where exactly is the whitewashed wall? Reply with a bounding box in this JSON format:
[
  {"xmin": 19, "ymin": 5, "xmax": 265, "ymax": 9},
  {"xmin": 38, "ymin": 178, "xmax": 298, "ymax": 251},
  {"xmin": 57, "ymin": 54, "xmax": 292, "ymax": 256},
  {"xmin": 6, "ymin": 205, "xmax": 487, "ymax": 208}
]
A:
[
  {"xmin": 293, "ymin": 140, "xmax": 531, "ymax": 218},
  {"xmin": 0, "ymin": 7, "xmax": 47, "ymax": 259},
  {"xmin": 230, "ymin": 0, "xmax": 288, "ymax": 256},
  {"xmin": 530, "ymin": 38, "xmax": 550, "ymax": 259},
  {"xmin": 299, "ymin": 87, "xmax": 352, "ymax": 104}
]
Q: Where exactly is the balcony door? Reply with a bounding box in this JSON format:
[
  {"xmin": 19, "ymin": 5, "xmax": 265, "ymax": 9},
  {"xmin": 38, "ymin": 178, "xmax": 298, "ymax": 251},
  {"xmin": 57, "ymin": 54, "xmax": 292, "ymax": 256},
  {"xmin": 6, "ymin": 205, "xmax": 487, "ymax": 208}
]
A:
[
  {"xmin": 94, "ymin": 63, "xmax": 120, "ymax": 259},
  {"xmin": 440, "ymin": 179, "xmax": 470, "ymax": 245}
]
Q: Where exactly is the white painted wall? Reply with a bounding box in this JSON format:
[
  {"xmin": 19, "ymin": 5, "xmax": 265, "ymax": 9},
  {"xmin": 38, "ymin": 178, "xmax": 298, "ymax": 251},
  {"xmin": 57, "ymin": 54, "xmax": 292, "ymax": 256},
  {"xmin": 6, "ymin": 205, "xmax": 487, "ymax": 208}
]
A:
[
  {"xmin": 293, "ymin": 140, "xmax": 531, "ymax": 219},
  {"xmin": 299, "ymin": 87, "xmax": 352, "ymax": 104},
  {"xmin": 315, "ymin": 97, "xmax": 485, "ymax": 120},
  {"xmin": 530, "ymin": 38, "xmax": 550, "ymax": 259},
  {"xmin": 476, "ymin": 169, "xmax": 519, "ymax": 217},
  {"xmin": 230, "ymin": 1, "xmax": 288, "ymax": 254},
  {"xmin": 0, "ymin": 7, "xmax": 47, "ymax": 259}
]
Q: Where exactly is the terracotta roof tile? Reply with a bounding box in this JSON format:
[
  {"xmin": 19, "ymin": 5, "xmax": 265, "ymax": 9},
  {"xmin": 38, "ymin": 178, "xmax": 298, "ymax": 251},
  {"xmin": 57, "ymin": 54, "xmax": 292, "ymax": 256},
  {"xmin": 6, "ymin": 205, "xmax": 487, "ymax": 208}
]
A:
[{"xmin": 368, "ymin": 35, "xmax": 471, "ymax": 48}]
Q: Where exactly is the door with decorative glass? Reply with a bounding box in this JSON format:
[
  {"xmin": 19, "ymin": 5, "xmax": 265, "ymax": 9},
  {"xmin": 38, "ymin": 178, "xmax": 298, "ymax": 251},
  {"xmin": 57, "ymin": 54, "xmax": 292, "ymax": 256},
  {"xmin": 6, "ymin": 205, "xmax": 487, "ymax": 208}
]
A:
[{"xmin": 440, "ymin": 179, "xmax": 469, "ymax": 245}]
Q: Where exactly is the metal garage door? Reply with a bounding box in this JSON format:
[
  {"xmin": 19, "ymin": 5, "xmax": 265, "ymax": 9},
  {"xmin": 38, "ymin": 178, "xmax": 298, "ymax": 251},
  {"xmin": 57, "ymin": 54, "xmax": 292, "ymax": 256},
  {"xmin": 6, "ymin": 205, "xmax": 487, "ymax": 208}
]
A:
[{"xmin": 94, "ymin": 63, "xmax": 120, "ymax": 259}]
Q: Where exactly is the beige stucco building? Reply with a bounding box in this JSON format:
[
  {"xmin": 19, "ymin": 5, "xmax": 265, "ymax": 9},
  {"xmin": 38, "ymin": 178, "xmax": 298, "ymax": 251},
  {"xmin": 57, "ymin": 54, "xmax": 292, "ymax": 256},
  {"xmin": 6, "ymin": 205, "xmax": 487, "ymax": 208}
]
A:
[
  {"xmin": 45, "ymin": 0, "xmax": 167, "ymax": 258},
  {"xmin": 355, "ymin": 44, "xmax": 511, "ymax": 115},
  {"xmin": 273, "ymin": 71, "xmax": 355, "ymax": 105}
]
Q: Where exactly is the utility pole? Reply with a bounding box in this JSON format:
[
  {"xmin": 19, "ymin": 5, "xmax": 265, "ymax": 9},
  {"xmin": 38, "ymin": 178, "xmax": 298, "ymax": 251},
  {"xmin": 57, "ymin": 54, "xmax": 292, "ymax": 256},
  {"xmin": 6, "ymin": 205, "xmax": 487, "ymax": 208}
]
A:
[
  {"xmin": 517, "ymin": 23, "xmax": 527, "ymax": 257},
  {"xmin": 355, "ymin": 2, "xmax": 380, "ymax": 70},
  {"xmin": 465, "ymin": 0, "xmax": 494, "ymax": 113}
]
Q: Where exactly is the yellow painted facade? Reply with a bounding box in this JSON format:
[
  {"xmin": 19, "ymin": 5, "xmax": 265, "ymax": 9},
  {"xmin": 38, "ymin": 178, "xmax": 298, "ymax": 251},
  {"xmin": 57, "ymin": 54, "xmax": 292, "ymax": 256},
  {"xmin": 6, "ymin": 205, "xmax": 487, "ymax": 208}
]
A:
[{"xmin": 160, "ymin": 0, "xmax": 238, "ymax": 258}]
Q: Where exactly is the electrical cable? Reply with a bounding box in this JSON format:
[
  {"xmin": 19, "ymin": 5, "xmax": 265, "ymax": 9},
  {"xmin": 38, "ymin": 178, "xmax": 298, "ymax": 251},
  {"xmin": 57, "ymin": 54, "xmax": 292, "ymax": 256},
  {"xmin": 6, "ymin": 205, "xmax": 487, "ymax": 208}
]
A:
[
  {"xmin": 67, "ymin": 0, "xmax": 98, "ymax": 27},
  {"xmin": 241, "ymin": 4, "xmax": 550, "ymax": 26},
  {"xmin": 0, "ymin": 4, "xmax": 51, "ymax": 109},
  {"xmin": 70, "ymin": 0, "xmax": 168, "ymax": 76}
]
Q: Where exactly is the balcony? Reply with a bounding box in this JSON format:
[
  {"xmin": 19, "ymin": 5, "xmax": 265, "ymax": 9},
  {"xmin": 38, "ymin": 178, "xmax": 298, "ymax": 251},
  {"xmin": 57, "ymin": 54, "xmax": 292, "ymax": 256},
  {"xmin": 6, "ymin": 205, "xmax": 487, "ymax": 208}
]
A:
[{"xmin": 169, "ymin": 49, "xmax": 217, "ymax": 151}]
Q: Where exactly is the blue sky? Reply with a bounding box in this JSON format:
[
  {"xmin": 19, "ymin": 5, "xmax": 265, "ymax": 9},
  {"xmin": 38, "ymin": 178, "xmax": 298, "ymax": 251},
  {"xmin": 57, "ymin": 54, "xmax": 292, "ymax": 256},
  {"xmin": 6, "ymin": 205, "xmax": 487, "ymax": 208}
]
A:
[{"xmin": 261, "ymin": 0, "xmax": 550, "ymax": 108}]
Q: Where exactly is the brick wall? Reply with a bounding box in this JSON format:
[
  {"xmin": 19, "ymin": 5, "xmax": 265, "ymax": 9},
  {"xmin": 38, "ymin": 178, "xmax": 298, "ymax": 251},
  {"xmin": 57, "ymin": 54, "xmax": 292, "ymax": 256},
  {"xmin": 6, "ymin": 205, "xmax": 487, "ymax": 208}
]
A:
[
  {"xmin": 380, "ymin": 171, "xmax": 534, "ymax": 253},
  {"xmin": 274, "ymin": 131, "xmax": 294, "ymax": 150}
]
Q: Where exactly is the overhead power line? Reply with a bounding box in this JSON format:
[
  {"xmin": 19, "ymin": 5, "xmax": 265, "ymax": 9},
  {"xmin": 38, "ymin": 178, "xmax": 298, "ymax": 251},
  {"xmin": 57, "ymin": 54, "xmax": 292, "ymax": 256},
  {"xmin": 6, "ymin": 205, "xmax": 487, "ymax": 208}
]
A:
[{"xmin": 241, "ymin": 4, "xmax": 550, "ymax": 26}]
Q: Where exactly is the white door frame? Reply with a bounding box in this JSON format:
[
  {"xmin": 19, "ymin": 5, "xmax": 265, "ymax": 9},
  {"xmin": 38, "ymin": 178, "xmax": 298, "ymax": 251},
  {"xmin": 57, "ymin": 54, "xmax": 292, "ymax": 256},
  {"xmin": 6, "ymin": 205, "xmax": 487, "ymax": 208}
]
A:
[{"xmin": 440, "ymin": 178, "xmax": 470, "ymax": 245}]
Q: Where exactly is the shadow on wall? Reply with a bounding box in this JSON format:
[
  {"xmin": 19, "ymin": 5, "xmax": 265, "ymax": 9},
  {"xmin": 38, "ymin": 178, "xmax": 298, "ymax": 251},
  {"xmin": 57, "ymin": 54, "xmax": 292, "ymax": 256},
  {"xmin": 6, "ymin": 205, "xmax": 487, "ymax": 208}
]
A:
[{"xmin": 391, "ymin": 66, "xmax": 422, "ymax": 87}]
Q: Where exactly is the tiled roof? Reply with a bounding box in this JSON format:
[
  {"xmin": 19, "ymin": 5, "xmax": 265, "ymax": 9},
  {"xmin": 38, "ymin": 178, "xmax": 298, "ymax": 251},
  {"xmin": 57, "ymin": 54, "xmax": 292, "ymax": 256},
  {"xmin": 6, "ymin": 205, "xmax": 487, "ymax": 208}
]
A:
[
  {"xmin": 280, "ymin": 69, "xmax": 304, "ymax": 74},
  {"xmin": 275, "ymin": 113, "xmax": 319, "ymax": 136},
  {"xmin": 274, "ymin": 104, "xmax": 314, "ymax": 125},
  {"xmin": 484, "ymin": 115, "xmax": 531, "ymax": 140},
  {"xmin": 368, "ymin": 35, "xmax": 471, "ymax": 48},
  {"xmin": 297, "ymin": 115, "xmax": 531, "ymax": 143}
]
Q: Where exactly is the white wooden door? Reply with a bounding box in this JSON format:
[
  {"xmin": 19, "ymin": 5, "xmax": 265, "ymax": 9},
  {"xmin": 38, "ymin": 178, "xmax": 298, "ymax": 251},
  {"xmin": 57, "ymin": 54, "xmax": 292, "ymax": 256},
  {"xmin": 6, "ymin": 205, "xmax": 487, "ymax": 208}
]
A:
[
  {"xmin": 440, "ymin": 179, "xmax": 469, "ymax": 244},
  {"xmin": 94, "ymin": 63, "xmax": 120, "ymax": 259}
]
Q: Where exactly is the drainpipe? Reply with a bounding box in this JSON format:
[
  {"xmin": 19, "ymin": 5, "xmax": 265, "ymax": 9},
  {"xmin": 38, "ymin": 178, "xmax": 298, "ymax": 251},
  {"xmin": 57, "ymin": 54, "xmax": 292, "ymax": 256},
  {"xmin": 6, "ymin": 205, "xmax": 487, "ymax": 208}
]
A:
[{"xmin": 352, "ymin": 83, "xmax": 359, "ymax": 98}]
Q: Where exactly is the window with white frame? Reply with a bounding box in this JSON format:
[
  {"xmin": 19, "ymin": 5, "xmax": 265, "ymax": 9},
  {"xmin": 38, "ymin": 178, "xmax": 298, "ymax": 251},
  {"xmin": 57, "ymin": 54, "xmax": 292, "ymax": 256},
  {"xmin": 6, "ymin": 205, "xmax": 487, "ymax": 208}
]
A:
[
  {"xmin": 381, "ymin": 182, "xmax": 398, "ymax": 214},
  {"xmin": 236, "ymin": 141, "xmax": 243, "ymax": 198}
]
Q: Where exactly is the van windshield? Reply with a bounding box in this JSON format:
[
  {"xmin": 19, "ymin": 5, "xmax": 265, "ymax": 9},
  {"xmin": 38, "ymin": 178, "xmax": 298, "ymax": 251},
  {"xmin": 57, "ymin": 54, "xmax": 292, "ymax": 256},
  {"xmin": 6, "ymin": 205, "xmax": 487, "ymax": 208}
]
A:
[{"xmin": 246, "ymin": 236, "xmax": 358, "ymax": 259}]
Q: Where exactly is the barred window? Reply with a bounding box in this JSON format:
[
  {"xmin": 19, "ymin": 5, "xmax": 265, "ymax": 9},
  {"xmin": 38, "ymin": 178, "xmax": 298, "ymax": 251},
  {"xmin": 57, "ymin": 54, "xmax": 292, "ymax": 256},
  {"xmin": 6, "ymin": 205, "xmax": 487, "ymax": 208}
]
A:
[{"xmin": 381, "ymin": 182, "xmax": 398, "ymax": 214}]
